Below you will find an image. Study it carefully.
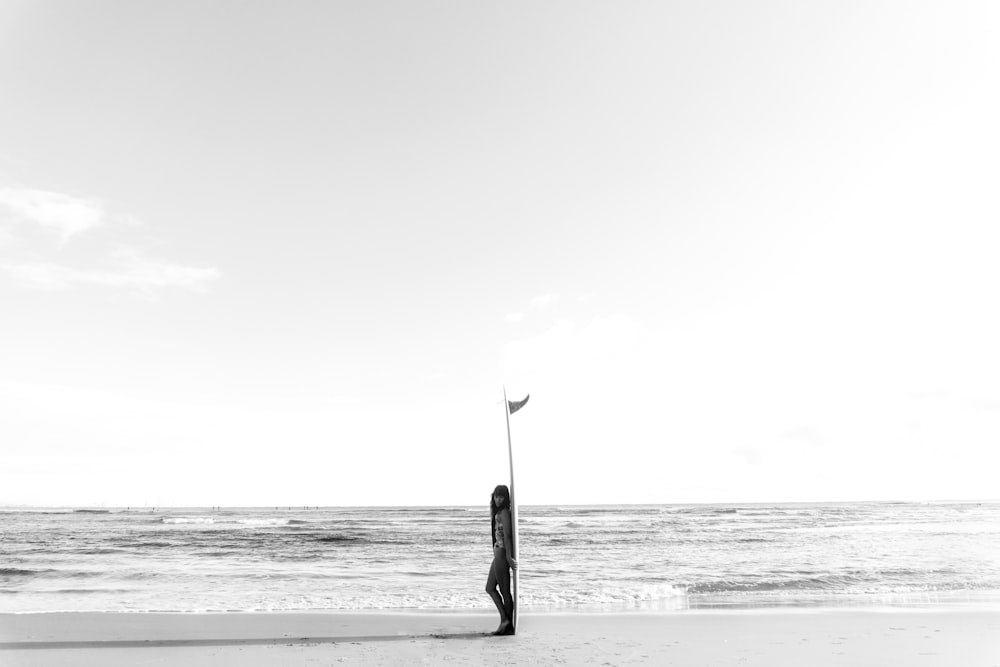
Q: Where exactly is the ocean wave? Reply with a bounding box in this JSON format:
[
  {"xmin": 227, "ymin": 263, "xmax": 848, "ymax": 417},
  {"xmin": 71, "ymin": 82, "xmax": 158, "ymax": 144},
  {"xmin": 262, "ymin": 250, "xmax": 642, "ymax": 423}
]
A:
[
  {"xmin": 313, "ymin": 535, "xmax": 363, "ymax": 543},
  {"xmin": 672, "ymin": 507, "xmax": 740, "ymax": 515},
  {"xmin": 44, "ymin": 588, "xmax": 134, "ymax": 595},
  {"xmin": 686, "ymin": 576, "xmax": 849, "ymax": 594},
  {"xmin": 379, "ymin": 508, "xmax": 468, "ymax": 515},
  {"xmin": 0, "ymin": 568, "xmax": 101, "ymax": 580},
  {"xmin": 0, "ymin": 568, "xmax": 47, "ymax": 578},
  {"xmin": 684, "ymin": 570, "xmax": 973, "ymax": 595},
  {"xmin": 523, "ymin": 583, "xmax": 686, "ymax": 608},
  {"xmin": 157, "ymin": 516, "xmax": 312, "ymax": 527}
]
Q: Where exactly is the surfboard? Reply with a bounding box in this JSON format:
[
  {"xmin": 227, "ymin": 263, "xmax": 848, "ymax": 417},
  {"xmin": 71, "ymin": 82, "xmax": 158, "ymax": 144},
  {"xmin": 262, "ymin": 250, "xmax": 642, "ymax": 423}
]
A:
[{"xmin": 503, "ymin": 387, "xmax": 521, "ymax": 634}]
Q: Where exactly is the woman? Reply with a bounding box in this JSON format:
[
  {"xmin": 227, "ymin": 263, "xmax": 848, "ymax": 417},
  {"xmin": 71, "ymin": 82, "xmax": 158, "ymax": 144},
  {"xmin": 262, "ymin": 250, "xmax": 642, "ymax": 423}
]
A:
[{"xmin": 485, "ymin": 484, "xmax": 518, "ymax": 635}]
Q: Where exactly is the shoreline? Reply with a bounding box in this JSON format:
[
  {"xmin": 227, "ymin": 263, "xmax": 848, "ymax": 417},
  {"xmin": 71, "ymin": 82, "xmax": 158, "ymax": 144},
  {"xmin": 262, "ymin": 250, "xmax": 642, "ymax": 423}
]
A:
[
  {"xmin": 0, "ymin": 599, "xmax": 1000, "ymax": 620},
  {"xmin": 2, "ymin": 609, "xmax": 999, "ymax": 666},
  {"xmin": 6, "ymin": 591, "xmax": 1000, "ymax": 615}
]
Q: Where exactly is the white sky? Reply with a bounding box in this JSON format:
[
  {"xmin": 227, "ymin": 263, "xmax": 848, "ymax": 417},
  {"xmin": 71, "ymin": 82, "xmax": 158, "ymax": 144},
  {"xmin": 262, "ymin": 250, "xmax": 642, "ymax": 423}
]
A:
[{"xmin": 1, "ymin": 1, "xmax": 998, "ymax": 506}]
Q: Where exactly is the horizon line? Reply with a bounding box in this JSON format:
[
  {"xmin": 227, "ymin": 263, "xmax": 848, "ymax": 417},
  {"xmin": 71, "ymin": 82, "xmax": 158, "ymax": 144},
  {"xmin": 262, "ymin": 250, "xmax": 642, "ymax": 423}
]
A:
[{"xmin": 2, "ymin": 498, "xmax": 998, "ymax": 510}]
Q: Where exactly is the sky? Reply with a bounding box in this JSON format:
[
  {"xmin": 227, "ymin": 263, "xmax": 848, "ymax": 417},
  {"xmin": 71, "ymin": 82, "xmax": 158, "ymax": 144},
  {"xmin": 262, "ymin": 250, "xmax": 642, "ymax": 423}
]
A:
[{"xmin": 1, "ymin": 1, "xmax": 999, "ymax": 507}]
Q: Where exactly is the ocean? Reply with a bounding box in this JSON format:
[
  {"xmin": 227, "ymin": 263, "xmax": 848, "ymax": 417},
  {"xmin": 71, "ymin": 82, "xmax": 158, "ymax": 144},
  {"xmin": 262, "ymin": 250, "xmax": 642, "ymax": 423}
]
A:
[{"xmin": 2, "ymin": 502, "xmax": 998, "ymax": 613}]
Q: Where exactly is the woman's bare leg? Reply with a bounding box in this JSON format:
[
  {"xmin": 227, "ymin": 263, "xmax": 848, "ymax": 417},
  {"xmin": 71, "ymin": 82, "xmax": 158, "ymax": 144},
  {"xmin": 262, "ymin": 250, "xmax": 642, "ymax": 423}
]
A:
[
  {"xmin": 494, "ymin": 557, "xmax": 513, "ymax": 624},
  {"xmin": 485, "ymin": 559, "xmax": 509, "ymax": 628},
  {"xmin": 493, "ymin": 556, "xmax": 514, "ymax": 620}
]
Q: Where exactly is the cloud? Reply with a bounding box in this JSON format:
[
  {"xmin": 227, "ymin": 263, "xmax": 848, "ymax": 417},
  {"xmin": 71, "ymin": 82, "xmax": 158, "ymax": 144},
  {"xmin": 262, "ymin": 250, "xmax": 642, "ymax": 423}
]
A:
[
  {"xmin": 963, "ymin": 396, "xmax": 1000, "ymax": 413},
  {"xmin": 0, "ymin": 248, "xmax": 220, "ymax": 292},
  {"xmin": 0, "ymin": 184, "xmax": 220, "ymax": 294},
  {"xmin": 503, "ymin": 295, "xmax": 557, "ymax": 323},
  {"xmin": 530, "ymin": 294, "xmax": 558, "ymax": 309},
  {"xmin": 732, "ymin": 446, "xmax": 764, "ymax": 465},
  {"xmin": 324, "ymin": 395, "xmax": 360, "ymax": 405},
  {"xmin": 0, "ymin": 187, "xmax": 105, "ymax": 241},
  {"xmin": 778, "ymin": 426, "xmax": 829, "ymax": 448}
]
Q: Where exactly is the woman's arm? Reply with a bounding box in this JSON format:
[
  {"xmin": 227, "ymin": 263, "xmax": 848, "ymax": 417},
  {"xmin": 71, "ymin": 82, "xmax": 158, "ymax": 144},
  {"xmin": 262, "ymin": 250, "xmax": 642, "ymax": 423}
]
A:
[{"xmin": 500, "ymin": 508, "xmax": 518, "ymax": 569}]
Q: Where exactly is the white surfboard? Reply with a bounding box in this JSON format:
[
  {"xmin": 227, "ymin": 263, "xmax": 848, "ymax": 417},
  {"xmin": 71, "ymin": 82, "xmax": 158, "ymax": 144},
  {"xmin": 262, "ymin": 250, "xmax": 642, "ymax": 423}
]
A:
[{"xmin": 503, "ymin": 388, "xmax": 528, "ymax": 634}]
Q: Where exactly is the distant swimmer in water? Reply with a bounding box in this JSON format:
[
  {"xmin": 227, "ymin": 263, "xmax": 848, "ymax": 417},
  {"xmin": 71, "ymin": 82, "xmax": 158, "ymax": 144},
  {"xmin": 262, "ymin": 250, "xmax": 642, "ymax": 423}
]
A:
[{"xmin": 485, "ymin": 484, "xmax": 518, "ymax": 635}]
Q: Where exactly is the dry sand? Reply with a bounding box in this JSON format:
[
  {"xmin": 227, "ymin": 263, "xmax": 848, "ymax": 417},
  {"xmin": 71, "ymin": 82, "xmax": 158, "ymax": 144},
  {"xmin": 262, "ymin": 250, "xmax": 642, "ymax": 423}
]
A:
[{"xmin": 1, "ymin": 609, "xmax": 998, "ymax": 666}]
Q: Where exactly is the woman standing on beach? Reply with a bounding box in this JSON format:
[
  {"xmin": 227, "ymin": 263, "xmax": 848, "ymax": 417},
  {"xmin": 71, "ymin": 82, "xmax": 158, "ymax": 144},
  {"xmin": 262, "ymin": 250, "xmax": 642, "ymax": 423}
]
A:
[{"xmin": 486, "ymin": 484, "xmax": 518, "ymax": 635}]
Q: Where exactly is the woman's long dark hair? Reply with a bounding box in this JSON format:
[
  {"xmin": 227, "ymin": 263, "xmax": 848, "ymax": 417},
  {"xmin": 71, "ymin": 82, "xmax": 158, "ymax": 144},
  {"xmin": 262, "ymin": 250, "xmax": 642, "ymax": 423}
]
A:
[{"xmin": 490, "ymin": 484, "xmax": 511, "ymax": 544}]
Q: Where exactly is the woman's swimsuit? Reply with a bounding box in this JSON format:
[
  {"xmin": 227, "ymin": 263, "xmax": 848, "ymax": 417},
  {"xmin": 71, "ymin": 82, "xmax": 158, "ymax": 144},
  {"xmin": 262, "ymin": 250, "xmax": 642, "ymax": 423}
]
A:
[{"xmin": 494, "ymin": 517, "xmax": 505, "ymax": 550}]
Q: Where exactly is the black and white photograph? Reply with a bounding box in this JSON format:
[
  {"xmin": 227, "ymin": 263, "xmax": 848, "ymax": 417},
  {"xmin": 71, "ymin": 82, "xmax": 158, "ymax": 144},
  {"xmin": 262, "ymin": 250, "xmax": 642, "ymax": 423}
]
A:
[{"xmin": 1, "ymin": 1, "xmax": 998, "ymax": 664}]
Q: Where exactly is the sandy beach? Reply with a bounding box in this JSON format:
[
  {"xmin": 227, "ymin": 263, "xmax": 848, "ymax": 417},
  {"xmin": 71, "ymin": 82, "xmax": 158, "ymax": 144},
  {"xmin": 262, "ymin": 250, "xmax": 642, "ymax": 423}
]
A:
[{"xmin": 2, "ymin": 609, "xmax": 998, "ymax": 666}]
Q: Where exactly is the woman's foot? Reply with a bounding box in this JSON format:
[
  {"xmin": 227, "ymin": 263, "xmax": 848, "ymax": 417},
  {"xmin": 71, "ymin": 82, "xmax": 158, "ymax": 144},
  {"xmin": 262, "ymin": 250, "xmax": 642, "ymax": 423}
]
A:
[{"xmin": 492, "ymin": 620, "xmax": 511, "ymax": 636}]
